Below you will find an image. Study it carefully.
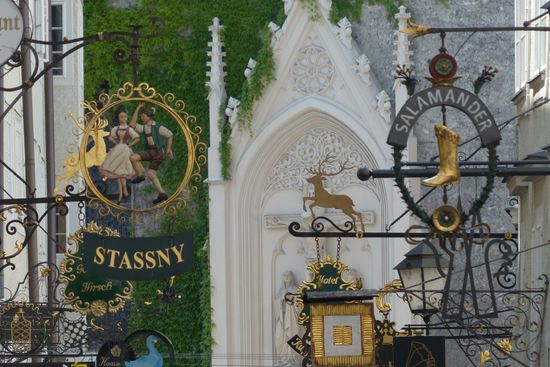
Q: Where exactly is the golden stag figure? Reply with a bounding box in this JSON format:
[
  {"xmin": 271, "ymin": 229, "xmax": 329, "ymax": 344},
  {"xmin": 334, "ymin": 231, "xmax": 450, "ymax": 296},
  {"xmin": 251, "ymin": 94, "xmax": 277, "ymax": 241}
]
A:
[
  {"xmin": 303, "ymin": 154, "xmax": 365, "ymax": 232},
  {"xmin": 53, "ymin": 115, "xmax": 110, "ymax": 194}
]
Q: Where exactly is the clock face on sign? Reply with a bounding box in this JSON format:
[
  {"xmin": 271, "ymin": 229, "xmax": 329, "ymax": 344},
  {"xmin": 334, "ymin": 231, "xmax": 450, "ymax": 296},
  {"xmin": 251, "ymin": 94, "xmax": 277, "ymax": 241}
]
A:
[{"xmin": 0, "ymin": 0, "xmax": 24, "ymax": 67}]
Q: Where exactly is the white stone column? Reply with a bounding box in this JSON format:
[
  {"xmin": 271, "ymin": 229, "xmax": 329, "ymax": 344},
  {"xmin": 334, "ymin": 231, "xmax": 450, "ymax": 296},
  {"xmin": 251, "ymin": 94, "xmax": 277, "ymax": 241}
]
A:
[{"xmin": 206, "ymin": 17, "xmax": 230, "ymax": 366}]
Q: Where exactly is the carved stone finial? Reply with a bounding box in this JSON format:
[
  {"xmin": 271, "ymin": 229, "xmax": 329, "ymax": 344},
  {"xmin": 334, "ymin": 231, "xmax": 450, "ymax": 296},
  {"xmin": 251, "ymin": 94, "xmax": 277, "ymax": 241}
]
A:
[
  {"xmin": 244, "ymin": 58, "xmax": 257, "ymax": 80},
  {"xmin": 225, "ymin": 97, "xmax": 241, "ymax": 126},
  {"xmin": 374, "ymin": 91, "xmax": 392, "ymax": 124},
  {"xmin": 354, "ymin": 54, "xmax": 372, "ymax": 86},
  {"xmin": 206, "ymin": 17, "xmax": 226, "ymax": 95},
  {"xmin": 334, "ymin": 17, "xmax": 353, "ymax": 49},
  {"xmin": 395, "ymin": 5, "xmax": 410, "ymax": 22},
  {"xmin": 268, "ymin": 22, "xmax": 283, "ymax": 45}
]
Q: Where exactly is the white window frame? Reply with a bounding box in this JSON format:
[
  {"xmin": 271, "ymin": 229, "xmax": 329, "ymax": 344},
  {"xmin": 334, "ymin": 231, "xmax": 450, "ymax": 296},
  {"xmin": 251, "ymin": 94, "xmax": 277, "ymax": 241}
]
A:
[{"xmin": 51, "ymin": 2, "xmax": 65, "ymax": 77}]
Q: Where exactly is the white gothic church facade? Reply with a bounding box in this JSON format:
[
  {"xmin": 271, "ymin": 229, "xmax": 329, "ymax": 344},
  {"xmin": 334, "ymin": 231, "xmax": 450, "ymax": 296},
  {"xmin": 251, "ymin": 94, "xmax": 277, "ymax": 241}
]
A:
[{"xmin": 207, "ymin": 2, "xmax": 416, "ymax": 365}]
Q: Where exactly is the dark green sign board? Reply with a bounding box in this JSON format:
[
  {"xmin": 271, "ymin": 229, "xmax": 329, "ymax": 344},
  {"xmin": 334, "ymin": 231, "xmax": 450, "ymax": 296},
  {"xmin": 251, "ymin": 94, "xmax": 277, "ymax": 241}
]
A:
[
  {"xmin": 83, "ymin": 232, "xmax": 194, "ymax": 280},
  {"xmin": 296, "ymin": 257, "xmax": 360, "ymax": 325}
]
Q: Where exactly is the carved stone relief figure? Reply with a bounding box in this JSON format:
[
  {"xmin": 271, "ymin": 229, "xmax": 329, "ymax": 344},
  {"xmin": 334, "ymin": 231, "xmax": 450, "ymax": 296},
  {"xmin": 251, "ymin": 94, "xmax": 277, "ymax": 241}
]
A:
[
  {"xmin": 274, "ymin": 271, "xmax": 302, "ymax": 366},
  {"xmin": 334, "ymin": 17, "xmax": 353, "ymax": 49},
  {"xmin": 354, "ymin": 54, "xmax": 372, "ymax": 86},
  {"xmin": 375, "ymin": 90, "xmax": 392, "ymax": 124},
  {"xmin": 346, "ymin": 268, "xmax": 363, "ymax": 289}
]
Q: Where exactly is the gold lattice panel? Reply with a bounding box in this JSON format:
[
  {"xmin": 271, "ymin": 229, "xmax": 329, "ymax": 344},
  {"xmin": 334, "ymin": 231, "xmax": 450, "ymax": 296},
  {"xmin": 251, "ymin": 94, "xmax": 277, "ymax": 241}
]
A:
[
  {"xmin": 10, "ymin": 309, "xmax": 32, "ymax": 353},
  {"xmin": 310, "ymin": 303, "xmax": 375, "ymax": 367}
]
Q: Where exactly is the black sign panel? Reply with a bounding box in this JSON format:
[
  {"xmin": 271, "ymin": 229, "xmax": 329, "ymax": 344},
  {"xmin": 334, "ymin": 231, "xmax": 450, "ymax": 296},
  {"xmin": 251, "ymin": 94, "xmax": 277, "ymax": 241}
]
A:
[
  {"xmin": 393, "ymin": 336, "xmax": 445, "ymax": 367},
  {"xmin": 387, "ymin": 86, "xmax": 501, "ymax": 148},
  {"xmin": 97, "ymin": 340, "xmax": 124, "ymax": 367},
  {"xmin": 287, "ymin": 334, "xmax": 310, "ymax": 357},
  {"xmin": 83, "ymin": 232, "xmax": 194, "ymax": 280}
]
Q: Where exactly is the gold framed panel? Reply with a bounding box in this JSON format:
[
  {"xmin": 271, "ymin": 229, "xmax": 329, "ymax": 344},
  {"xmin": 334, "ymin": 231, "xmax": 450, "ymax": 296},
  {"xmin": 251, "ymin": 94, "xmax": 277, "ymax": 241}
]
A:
[
  {"xmin": 295, "ymin": 256, "xmax": 361, "ymax": 325},
  {"xmin": 310, "ymin": 303, "xmax": 375, "ymax": 367},
  {"xmin": 78, "ymin": 82, "xmax": 206, "ymax": 216}
]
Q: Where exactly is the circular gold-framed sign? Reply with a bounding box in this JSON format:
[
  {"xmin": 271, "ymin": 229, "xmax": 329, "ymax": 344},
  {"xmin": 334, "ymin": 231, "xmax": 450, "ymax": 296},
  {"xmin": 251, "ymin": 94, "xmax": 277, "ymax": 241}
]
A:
[{"xmin": 79, "ymin": 82, "xmax": 206, "ymax": 216}]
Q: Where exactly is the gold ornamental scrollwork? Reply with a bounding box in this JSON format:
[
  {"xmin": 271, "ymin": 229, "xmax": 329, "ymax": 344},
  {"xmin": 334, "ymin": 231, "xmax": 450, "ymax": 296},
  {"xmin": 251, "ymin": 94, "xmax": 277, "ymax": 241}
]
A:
[
  {"xmin": 375, "ymin": 279, "xmax": 404, "ymax": 315},
  {"xmin": 59, "ymin": 222, "xmax": 133, "ymax": 317},
  {"xmin": 64, "ymin": 82, "xmax": 206, "ymax": 217},
  {"xmin": 0, "ymin": 205, "xmax": 30, "ymax": 263}
]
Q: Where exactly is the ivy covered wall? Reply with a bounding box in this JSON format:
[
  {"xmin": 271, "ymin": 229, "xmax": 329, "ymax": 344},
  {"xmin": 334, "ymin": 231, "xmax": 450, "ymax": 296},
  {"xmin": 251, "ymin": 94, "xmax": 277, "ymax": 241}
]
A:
[{"xmin": 83, "ymin": 0, "xmax": 411, "ymax": 363}]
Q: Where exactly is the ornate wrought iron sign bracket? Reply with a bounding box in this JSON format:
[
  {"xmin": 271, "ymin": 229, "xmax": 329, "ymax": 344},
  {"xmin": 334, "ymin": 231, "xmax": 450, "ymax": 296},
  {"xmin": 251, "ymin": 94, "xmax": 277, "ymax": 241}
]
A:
[{"xmin": 0, "ymin": 17, "xmax": 165, "ymax": 122}]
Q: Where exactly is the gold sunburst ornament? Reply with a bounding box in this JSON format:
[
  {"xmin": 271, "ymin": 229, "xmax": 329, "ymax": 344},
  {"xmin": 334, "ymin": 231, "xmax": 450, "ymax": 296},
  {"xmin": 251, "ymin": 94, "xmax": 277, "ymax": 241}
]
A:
[{"xmin": 56, "ymin": 82, "xmax": 206, "ymax": 219}]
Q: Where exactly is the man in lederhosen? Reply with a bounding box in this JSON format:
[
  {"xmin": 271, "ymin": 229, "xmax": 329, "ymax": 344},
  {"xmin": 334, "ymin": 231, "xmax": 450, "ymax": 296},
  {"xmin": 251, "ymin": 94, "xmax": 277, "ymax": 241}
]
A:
[{"xmin": 130, "ymin": 104, "xmax": 174, "ymax": 205}]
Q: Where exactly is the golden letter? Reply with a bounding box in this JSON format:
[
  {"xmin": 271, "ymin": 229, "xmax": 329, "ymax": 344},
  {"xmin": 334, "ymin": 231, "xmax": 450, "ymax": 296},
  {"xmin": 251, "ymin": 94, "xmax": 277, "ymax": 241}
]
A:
[
  {"xmin": 106, "ymin": 249, "xmax": 120, "ymax": 268},
  {"xmin": 156, "ymin": 248, "xmax": 171, "ymax": 268},
  {"xmin": 171, "ymin": 244, "xmax": 185, "ymax": 263},
  {"xmin": 94, "ymin": 246, "xmax": 106, "ymax": 265},
  {"xmin": 133, "ymin": 251, "xmax": 145, "ymax": 270},
  {"xmin": 145, "ymin": 251, "xmax": 156, "ymax": 269},
  {"xmin": 119, "ymin": 252, "xmax": 133, "ymax": 270}
]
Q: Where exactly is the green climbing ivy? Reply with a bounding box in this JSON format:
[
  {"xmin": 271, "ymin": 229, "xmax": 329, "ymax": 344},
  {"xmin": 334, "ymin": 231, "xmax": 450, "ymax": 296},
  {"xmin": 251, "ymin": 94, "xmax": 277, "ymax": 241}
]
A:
[
  {"xmin": 236, "ymin": 28, "xmax": 276, "ymax": 133},
  {"xmin": 83, "ymin": 0, "xmax": 282, "ymax": 364}
]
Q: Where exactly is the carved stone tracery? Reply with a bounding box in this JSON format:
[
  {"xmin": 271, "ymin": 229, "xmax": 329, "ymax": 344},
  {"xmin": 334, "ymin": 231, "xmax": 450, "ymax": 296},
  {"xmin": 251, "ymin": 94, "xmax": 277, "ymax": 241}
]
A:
[
  {"xmin": 265, "ymin": 128, "xmax": 377, "ymax": 196},
  {"xmin": 291, "ymin": 45, "xmax": 334, "ymax": 95}
]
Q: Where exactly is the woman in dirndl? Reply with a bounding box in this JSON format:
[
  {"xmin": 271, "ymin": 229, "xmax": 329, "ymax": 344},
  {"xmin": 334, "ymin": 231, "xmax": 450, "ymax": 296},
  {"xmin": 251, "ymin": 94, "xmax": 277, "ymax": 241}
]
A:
[{"xmin": 100, "ymin": 106, "xmax": 140, "ymax": 202}]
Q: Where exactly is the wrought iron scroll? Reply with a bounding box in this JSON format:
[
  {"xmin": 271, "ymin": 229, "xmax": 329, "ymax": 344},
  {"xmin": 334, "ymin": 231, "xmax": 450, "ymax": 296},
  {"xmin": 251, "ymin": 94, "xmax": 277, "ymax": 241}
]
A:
[
  {"xmin": 0, "ymin": 17, "xmax": 165, "ymax": 122},
  {"xmin": 0, "ymin": 198, "xmax": 68, "ymax": 273}
]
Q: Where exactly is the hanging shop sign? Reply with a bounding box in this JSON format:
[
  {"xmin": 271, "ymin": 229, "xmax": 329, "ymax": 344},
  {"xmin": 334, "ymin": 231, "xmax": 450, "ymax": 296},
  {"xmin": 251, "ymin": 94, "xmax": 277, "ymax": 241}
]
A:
[
  {"xmin": 295, "ymin": 257, "xmax": 361, "ymax": 325},
  {"xmin": 59, "ymin": 222, "xmax": 133, "ymax": 318},
  {"xmin": 83, "ymin": 232, "xmax": 194, "ymax": 280},
  {"xmin": 97, "ymin": 340, "xmax": 124, "ymax": 367},
  {"xmin": 287, "ymin": 335, "xmax": 310, "ymax": 358},
  {"xmin": 54, "ymin": 82, "xmax": 207, "ymax": 221},
  {"xmin": 121, "ymin": 329, "xmax": 175, "ymax": 367},
  {"xmin": 393, "ymin": 336, "xmax": 445, "ymax": 367},
  {"xmin": 0, "ymin": 302, "xmax": 53, "ymax": 355},
  {"xmin": 0, "ymin": 0, "xmax": 24, "ymax": 67},
  {"xmin": 386, "ymin": 56, "xmax": 502, "ymax": 229},
  {"xmin": 387, "ymin": 86, "xmax": 501, "ymax": 149},
  {"xmin": 310, "ymin": 303, "xmax": 375, "ymax": 367}
]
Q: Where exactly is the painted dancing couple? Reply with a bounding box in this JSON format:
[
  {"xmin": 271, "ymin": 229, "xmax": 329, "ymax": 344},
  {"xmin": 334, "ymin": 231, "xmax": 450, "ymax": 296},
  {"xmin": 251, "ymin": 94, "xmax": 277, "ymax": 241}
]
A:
[{"xmin": 99, "ymin": 102, "xmax": 174, "ymax": 205}]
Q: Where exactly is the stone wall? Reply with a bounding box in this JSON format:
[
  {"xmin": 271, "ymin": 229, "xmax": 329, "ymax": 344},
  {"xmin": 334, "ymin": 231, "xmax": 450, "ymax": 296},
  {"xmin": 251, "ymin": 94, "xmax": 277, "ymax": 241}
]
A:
[{"xmin": 355, "ymin": 2, "xmax": 516, "ymax": 366}]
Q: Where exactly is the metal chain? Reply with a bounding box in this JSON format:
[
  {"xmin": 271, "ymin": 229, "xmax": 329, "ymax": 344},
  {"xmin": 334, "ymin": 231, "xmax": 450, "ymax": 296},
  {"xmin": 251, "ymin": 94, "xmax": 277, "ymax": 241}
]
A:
[
  {"xmin": 78, "ymin": 201, "xmax": 85, "ymax": 227},
  {"xmin": 336, "ymin": 237, "xmax": 341, "ymax": 263},
  {"xmin": 315, "ymin": 237, "xmax": 320, "ymax": 263}
]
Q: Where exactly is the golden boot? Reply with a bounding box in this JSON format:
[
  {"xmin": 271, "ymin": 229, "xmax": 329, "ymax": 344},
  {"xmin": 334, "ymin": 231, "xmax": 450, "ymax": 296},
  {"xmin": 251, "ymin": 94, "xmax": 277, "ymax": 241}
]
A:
[{"xmin": 422, "ymin": 124, "xmax": 461, "ymax": 187}]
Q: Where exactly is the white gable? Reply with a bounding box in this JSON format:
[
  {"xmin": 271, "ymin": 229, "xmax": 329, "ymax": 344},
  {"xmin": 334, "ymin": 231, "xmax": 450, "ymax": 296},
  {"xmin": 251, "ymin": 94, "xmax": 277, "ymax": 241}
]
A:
[
  {"xmin": 207, "ymin": 2, "xmax": 413, "ymax": 365},
  {"xmin": 231, "ymin": 1, "xmax": 392, "ymax": 165}
]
